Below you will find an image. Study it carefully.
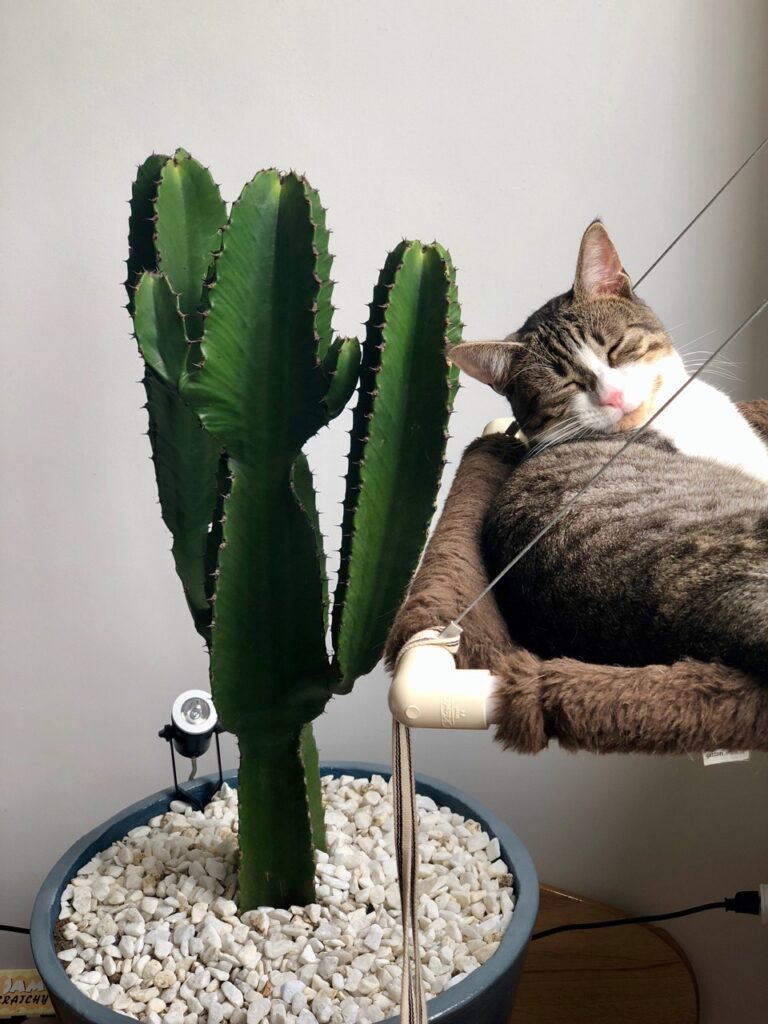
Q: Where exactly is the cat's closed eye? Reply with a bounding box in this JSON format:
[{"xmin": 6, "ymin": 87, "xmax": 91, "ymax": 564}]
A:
[
  {"xmin": 553, "ymin": 373, "xmax": 584, "ymax": 392},
  {"xmin": 606, "ymin": 337, "xmax": 625, "ymax": 362}
]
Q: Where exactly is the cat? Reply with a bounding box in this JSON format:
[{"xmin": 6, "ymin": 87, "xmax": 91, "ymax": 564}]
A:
[{"xmin": 449, "ymin": 221, "xmax": 768, "ymax": 678}]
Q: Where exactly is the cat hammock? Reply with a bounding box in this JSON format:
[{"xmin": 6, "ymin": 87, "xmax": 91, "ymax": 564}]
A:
[
  {"xmin": 387, "ymin": 399, "xmax": 768, "ymax": 755},
  {"xmin": 387, "ymin": 403, "xmax": 768, "ymax": 1024}
]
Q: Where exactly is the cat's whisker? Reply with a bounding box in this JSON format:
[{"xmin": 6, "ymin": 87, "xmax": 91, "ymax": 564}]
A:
[
  {"xmin": 700, "ymin": 368, "xmax": 745, "ymax": 384},
  {"xmin": 527, "ymin": 417, "xmax": 588, "ymax": 458},
  {"xmin": 686, "ymin": 351, "xmax": 745, "ymax": 383},
  {"xmin": 664, "ymin": 321, "xmax": 689, "ymax": 335},
  {"xmin": 531, "ymin": 417, "xmax": 582, "ymax": 444},
  {"xmin": 684, "ymin": 348, "xmax": 742, "ymax": 362},
  {"xmin": 676, "ymin": 327, "xmax": 719, "ymax": 343}
]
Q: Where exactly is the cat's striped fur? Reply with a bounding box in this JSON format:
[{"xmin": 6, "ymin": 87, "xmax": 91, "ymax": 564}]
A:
[{"xmin": 450, "ymin": 222, "xmax": 768, "ymax": 676}]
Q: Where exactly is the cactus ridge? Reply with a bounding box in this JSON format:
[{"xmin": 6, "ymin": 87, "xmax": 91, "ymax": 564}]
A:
[
  {"xmin": 308, "ymin": 196, "xmax": 334, "ymax": 361},
  {"xmin": 322, "ymin": 336, "xmax": 362, "ymax": 419},
  {"xmin": 154, "ymin": 149, "xmax": 227, "ymax": 343},
  {"xmin": 125, "ymin": 153, "xmax": 168, "ymax": 313},
  {"xmin": 332, "ymin": 242, "xmax": 408, "ymax": 638},
  {"xmin": 434, "ymin": 242, "xmax": 462, "ymax": 405}
]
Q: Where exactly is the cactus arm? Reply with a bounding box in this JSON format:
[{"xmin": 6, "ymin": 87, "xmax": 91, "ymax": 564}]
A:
[
  {"xmin": 434, "ymin": 243, "xmax": 463, "ymax": 405},
  {"xmin": 331, "ymin": 245, "xmax": 408, "ymax": 651},
  {"xmin": 155, "ymin": 149, "xmax": 226, "ymax": 342},
  {"xmin": 126, "ymin": 154, "xmax": 168, "ymax": 313},
  {"xmin": 182, "ymin": 171, "xmax": 329, "ymax": 461},
  {"xmin": 143, "ymin": 369, "xmax": 222, "ymax": 641},
  {"xmin": 133, "ymin": 270, "xmax": 222, "ymax": 644},
  {"xmin": 129, "ymin": 150, "xmax": 227, "ymax": 645},
  {"xmin": 323, "ymin": 336, "xmax": 361, "ymax": 418},
  {"xmin": 133, "ymin": 272, "xmax": 189, "ymax": 384},
  {"xmin": 331, "ymin": 242, "xmax": 457, "ymax": 689},
  {"xmin": 305, "ymin": 184, "xmax": 334, "ymax": 361}
]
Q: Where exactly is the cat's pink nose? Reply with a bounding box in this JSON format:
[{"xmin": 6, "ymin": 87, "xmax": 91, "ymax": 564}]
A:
[{"xmin": 599, "ymin": 388, "xmax": 624, "ymax": 410}]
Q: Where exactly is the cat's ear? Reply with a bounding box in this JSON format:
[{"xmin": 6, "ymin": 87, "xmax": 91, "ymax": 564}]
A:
[
  {"xmin": 448, "ymin": 338, "xmax": 523, "ymax": 391},
  {"xmin": 574, "ymin": 220, "xmax": 633, "ymax": 300}
]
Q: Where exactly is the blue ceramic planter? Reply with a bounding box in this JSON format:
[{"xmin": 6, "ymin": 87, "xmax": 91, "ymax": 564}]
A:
[{"xmin": 31, "ymin": 762, "xmax": 538, "ymax": 1024}]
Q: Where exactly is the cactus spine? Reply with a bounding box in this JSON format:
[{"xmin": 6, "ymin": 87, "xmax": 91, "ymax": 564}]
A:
[{"xmin": 127, "ymin": 150, "xmax": 461, "ymax": 909}]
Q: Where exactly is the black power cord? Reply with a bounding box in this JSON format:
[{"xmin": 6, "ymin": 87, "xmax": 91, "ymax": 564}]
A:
[
  {"xmin": 1, "ymin": 892, "xmax": 763, "ymax": 942},
  {"xmin": 532, "ymin": 891, "xmax": 763, "ymax": 941}
]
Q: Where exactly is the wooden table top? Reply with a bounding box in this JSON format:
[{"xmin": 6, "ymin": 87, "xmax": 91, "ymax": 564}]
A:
[{"xmin": 510, "ymin": 885, "xmax": 699, "ymax": 1023}]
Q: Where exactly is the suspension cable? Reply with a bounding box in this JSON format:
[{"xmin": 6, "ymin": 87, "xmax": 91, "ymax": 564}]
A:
[{"xmin": 634, "ymin": 136, "xmax": 767, "ymax": 289}]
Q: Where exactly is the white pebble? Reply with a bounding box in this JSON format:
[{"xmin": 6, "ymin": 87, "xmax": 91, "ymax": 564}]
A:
[
  {"xmin": 190, "ymin": 902, "xmax": 207, "ymax": 924},
  {"xmin": 299, "ymin": 943, "xmax": 317, "ymax": 965},
  {"xmin": 67, "ymin": 957, "xmax": 86, "ymax": 978},
  {"xmin": 280, "ymin": 979, "xmax": 304, "ymax": 1003},
  {"xmin": 222, "ymin": 981, "xmax": 244, "ymax": 1007},
  {"xmin": 72, "ymin": 888, "xmax": 92, "ymax": 915},
  {"xmin": 141, "ymin": 896, "xmax": 159, "ymax": 916},
  {"xmin": 246, "ymin": 995, "xmax": 270, "ymax": 1024},
  {"xmin": 205, "ymin": 858, "xmax": 228, "ymax": 882},
  {"xmin": 269, "ymin": 1004, "xmax": 287, "ymax": 1024},
  {"xmin": 200, "ymin": 924, "xmax": 222, "ymax": 950}
]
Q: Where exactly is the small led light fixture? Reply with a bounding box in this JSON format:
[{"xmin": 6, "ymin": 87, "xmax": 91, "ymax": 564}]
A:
[{"xmin": 159, "ymin": 689, "xmax": 224, "ymax": 807}]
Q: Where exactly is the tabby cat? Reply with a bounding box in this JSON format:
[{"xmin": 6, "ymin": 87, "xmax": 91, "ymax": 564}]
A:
[{"xmin": 449, "ymin": 222, "xmax": 768, "ymax": 678}]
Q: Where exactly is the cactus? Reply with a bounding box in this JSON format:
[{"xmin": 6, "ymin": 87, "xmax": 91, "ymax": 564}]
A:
[{"xmin": 127, "ymin": 151, "xmax": 461, "ymax": 909}]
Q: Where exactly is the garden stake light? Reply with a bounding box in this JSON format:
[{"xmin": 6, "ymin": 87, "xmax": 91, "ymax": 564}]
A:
[{"xmin": 158, "ymin": 689, "xmax": 224, "ymax": 809}]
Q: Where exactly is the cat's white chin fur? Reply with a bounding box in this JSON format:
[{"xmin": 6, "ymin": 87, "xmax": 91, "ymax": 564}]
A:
[
  {"xmin": 652, "ymin": 371, "xmax": 768, "ymax": 484},
  {"xmin": 562, "ymin": 349, "xmax": 768, "ymax": 484}
]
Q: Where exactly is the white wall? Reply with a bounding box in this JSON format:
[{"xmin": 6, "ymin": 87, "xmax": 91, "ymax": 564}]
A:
[{"xmin": 1, "ymin": 2, "xmax": 766, "ymax": 1021}]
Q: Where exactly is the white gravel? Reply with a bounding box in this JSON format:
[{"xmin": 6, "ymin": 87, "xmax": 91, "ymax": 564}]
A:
[{"xmin": 57, "ymin": 774, "xmax": 515, "ymax": 1024}]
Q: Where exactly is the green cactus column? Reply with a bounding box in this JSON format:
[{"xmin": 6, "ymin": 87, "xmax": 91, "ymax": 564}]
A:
[{"xmin": 182, "ymin": 171, "xmax": 339, "ymax": 908}]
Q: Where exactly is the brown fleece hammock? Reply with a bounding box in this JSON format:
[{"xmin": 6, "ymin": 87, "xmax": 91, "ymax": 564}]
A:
[{"xmin": 385, "ymin": 399, "xmax": 768, "ymax": 755}]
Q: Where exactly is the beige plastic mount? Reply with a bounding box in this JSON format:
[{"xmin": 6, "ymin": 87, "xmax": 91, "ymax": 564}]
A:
[
  {"xmin": 389, "ymin": 635, "xmax": 497, "ymax": 729},
  {"xmin": 482, "ymin": 417, "xmax": 517, "ymax": 437}
]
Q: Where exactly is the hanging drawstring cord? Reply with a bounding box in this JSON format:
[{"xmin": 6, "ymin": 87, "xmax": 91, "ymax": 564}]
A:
[{"xmin": 392, "ymin": 630, "xmax": 459, "ymax": 1023}]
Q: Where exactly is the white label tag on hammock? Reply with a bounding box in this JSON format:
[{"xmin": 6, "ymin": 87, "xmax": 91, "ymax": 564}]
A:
[{"xmin": 702, "ymin": 749, "xmax": 751, "ymax": 766}]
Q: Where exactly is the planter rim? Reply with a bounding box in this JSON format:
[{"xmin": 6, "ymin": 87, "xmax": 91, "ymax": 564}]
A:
[{"xmin": 31, "ymin": 761, "xmax": 538, "ymax": 1023}]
